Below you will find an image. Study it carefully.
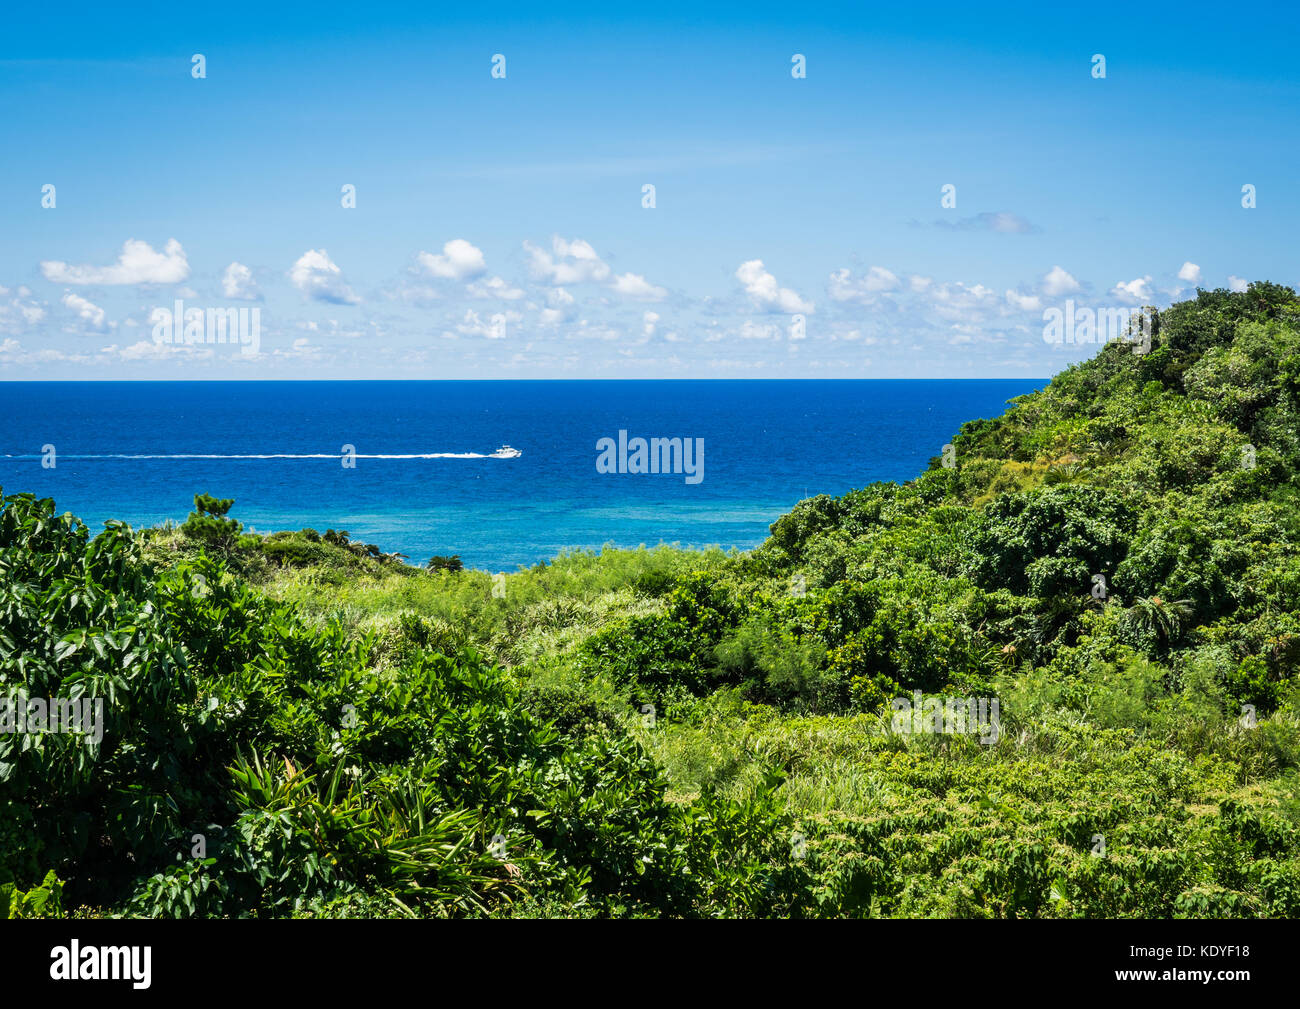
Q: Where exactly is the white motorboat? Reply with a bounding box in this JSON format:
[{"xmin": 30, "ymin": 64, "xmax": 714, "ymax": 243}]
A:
[{"xmin": 491, "ymin": 445, "xmax": 522, "ymax": 459}]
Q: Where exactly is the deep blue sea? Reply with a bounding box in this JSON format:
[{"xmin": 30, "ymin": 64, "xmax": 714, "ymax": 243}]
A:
[{"xmin": 0, "ymin": 380, "xmax": 1045, "ymax": 571}]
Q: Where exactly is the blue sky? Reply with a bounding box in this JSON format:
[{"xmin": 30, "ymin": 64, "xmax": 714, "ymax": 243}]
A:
[{"xmin": 0, "ymin": 0, "xmax": 1295, "ymax": 378}]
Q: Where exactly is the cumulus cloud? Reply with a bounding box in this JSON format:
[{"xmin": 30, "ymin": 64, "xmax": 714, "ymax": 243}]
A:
[
  {"xmin": 289, "ymin": 249, "xmax": 360, "ymax": 304},
  {"xmin": 467, "ymin": 275, "xmax": 525, "ymax": 300},
  {"xmin": 1178, "ymin": 261, "xmax": 1202, "ymax": 285},
  {"xmin": 61, "ymin": 292, "xmax": 107, "ymax": 330},
  {"xmin": 41, "ymin": 238, "xmax": 190, "ymax": 285},
  {"xmin": 1228, "ymin": 276, "xmax": 1249, "ymax": 293},
  {"xmin": 643, "ymin": 311, "xmax": 659, "ymax": 337},
  {"xmin": 1005, "ymin": 290, "xmax": 1042, "ymax": 312},
  {"xmin": 527, "ymin": 237, "xmax": 611, "ymax": 285},
  {"xmin": 828, "ymin": 266, "xmax": 900, "ymax": 302},
  {"xmin": 525, "ymin": 236, "xmax": 666, "ymax": 300},
  {"xmin": 539, "ymin": 286, "xmax": 576, "ymax": 325},
  {"xmin": 0, "ymin": 288, "xmax": 47, "ymax": 335},
  {"xmin": 926, "ymin": 281, "xmax": 999, "ymax": 321},
  {"xmin": 221, "ymin": 262, "xmax": 261, "ymax": 300},
  {"xmin": 1042, "ymin": 266, "xmax": 1081, "ymax": 296},
  {"xmin": 610, "ymin": 272, "xmax": 667, "ymax": 299},
  {"xmin": 735, "ymin": 259, "xmax": 814, "ymax": 314},
  {"xmin": 1111, "ymin": 276, "xmax": 1154, "ymax": 303},
  {"xmin": 417, "ymin": 239, "xmax": 488, "ymax": 281}
]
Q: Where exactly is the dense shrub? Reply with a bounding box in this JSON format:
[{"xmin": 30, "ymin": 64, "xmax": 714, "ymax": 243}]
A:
[
  {"xmin": 5, "ymin": 286, "xmax": 1300, "ymax": 918},
  {"xmin": 0, "ymin": 493, "xmax": 814, "ymax": 917}
]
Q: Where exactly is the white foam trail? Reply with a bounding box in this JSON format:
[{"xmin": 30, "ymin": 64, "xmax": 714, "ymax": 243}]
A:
[{"xmin": 2, "ymin": 452, "xmax": 516, "ymax": 460}]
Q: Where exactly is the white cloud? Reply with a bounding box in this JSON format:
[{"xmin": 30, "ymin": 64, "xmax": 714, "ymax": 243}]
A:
[
  {"xmin": 118, "ymin": 339, "xmax": 212, "ymax": 361},
  {"xmin": 985, "ymin": 212, "xmax": 1036, "ymax": 234},
  {"xmin": 525, "ymin": 236, "xmax": 665, "ymax": 301},
  {"xmin": 1111, "ymin": 276, "xmax": 1153, "ymax": 303},
  {"xmin": 567, "ymin": 319, "xmax": 622, "ymax": 341},
  {"xmin": 271, "ymin": 337, "xmax": 320, "ymax": 360},
  {"xmin": 1178, "ymin": 261, "xmax": 1202, "ymax": 285},
  {"xmin": 0, "ymin": 339, "xmax": 97, "ymax": 365},
  {"xmin": 41, "ymin": 238, "xmax": 190, "ymax": 285},
  {"xmin": 610, "ymin": 272, "xmax": 667, "ymax": 300},
  {"xmin": 935, "ymin": 211, "xmax": 1039, "ymax": 234},
  {"xmin": 1042, "ymin": 266, "xmax": 1081, "ymax": 296},
  {"xmin": 527, "ymin": 236, "xmax": 611, "ymax": 285},
  {"xmin": 863, "ymin": 266, "xmax": 900, "ymax": 292},
  {"xmin": 289, "ymin": 249, "xmax": 360, "ymax": 305},
  {"xmin": 539, "ymin": 286, "xmax": 577, "ymax": 325},
  {"xmin": 828, "ymin": 266, "xmax": 900, "ymax": 302},
  {"xmin": 61, "ymin": 292, "xmax": 107, "ymax": 330},
  {"xmin": 467, "ymin": 275, "xmax": 525, "ymax": 300},
  {"xmin": 643, "ymin": 311, "xmax": 659, "ymax": 336},
  {"xmin": 456, "ymin": 308, "xmax": 517, "ymax": 339},
  {"xmin": 1005, "ymin": 290, "xmax": 1042, "ymax": 312},
  {"xmin": 118, "ymin": 340, "xmax": 169, "ymax": 361},
  {"xmin": 222, "ymin": 262, "xmax": 261, "ymax": 300},
  {"xmin": 736, "ymin": 259, "xmax": 814, "ymax": 314},
  {"xmin": 0, "ymin": 289, "xmax": 47, "ymax": 335},
  {"xmin": 1228, "ymin": 275, "xmax": 1248, "ymax": 293},
  {"xmin": 926, "ymin": 281, "xmax": 999, "ymax": 322},
  {"xmin": 417, "ymin": 239, "xmax": 488, "ymax": 281}
]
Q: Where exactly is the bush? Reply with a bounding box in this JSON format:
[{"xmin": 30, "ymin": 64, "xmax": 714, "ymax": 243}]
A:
[{"xmin": 181, "ymin": 493, "xmax": 242, "ymax": 549}]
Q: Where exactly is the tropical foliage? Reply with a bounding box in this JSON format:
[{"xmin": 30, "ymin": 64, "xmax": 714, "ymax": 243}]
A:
[{"xmin": 3, "ymin": 284, "xmax": 1299, "ymax": 917}]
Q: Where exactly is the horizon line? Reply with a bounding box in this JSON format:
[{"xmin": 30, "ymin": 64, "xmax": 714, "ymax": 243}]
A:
[{"xmin": 0, "ymin": 376, "xmax": 1052, "ymax": 383}]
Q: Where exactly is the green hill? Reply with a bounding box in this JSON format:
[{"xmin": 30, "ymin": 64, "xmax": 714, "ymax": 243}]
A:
[{"xmin": 4, "ymin": 283, "xmax": 1299, "ymax": 919}]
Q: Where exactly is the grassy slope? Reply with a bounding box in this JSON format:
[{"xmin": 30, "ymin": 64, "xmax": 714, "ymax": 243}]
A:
[
  {"xmin": 214, "ymin": 285, "xmax": 1300, "ymax": 915},
  {"xmin": 5, "ymin": 284, "xmax": 1300, "ymax": 918}
]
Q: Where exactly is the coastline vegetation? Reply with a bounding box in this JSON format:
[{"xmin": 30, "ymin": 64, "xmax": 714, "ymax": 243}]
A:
[{"xmin": 4, "ymin": 283, "xmax": 1300, "ymax": 918}]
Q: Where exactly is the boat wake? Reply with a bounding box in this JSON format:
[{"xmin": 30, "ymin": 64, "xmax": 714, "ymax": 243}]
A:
[{"xmin": 3, "ymin": 447, "xmax": 523, "ymax": 461}]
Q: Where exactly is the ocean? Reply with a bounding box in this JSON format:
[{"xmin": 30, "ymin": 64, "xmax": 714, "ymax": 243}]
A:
[{"xmin": 0, "ymin": 380, "xmax": 1045, "ymax": 571}]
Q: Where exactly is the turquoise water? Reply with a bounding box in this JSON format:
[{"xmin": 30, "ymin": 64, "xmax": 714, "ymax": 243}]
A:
[{"xmin": 0, "ymin": 379, "xmax": 1045, "ymax": 570}]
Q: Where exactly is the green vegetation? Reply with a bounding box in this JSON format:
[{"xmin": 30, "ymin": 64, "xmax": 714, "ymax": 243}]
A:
[
  {"xmin": 180, "ymin": 493, "xmax": 242, "ymax": 551},
  {"xmin": 3, "ymin": 284, "xmax": 1300, "ymax": 917}
]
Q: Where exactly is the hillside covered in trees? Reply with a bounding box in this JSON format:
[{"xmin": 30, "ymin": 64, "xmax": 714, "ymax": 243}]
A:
[{"xmin": 4, "ymin": 284, "xmax": 1300, "ymax": 918}]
